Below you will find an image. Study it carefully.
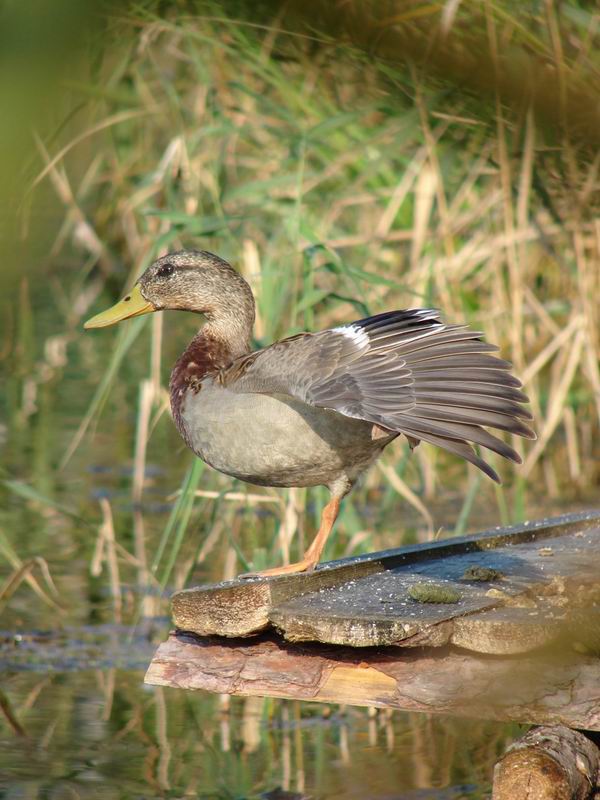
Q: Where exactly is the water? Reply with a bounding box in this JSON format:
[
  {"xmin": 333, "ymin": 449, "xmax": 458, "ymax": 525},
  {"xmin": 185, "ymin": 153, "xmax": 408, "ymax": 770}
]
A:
[{"xmin": 1, "ymin": 645, "xmax": 513, "ymax": 799}]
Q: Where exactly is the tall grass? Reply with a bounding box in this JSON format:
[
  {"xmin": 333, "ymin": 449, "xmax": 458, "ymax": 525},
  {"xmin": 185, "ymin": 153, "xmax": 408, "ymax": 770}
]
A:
[{"xmin": 1, "ymin": 1, "xmax": 599, "ymax": 615}]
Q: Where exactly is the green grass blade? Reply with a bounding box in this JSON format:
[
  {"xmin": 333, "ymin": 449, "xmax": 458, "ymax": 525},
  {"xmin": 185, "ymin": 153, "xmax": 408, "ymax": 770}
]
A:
[{"xmin": 155, "ymin": 458, "xmax": 205, "ymax": 589}]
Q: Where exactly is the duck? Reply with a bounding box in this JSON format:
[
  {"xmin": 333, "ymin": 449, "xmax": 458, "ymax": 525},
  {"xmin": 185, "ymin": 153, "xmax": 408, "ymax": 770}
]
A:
[{"xmin": 85, "ymin": 250, "xmax": 535, "ymax": 576}]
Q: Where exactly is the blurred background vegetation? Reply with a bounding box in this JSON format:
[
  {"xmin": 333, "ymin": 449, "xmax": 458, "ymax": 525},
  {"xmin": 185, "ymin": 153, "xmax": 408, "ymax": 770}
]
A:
[
  {"xmin": 0, "ymin": 0, "xmax": 600, "ymax": 610},
  {"xmin": 2, "ymin": 0, "xmax": 600, "ymax": 624},
  {"xmin": 1, "ymin": 2, "xmax": 599, "ymax": 797}
]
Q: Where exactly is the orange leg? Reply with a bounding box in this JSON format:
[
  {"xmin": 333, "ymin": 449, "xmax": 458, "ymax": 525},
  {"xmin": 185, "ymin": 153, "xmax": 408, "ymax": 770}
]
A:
[{"xmin": 244, "ymin": 495, "xmax": 342, "ymax": 578}]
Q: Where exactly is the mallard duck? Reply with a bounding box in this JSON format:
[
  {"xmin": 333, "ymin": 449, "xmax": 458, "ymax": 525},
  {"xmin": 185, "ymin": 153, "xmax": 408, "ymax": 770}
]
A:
[{"xmin": 85, "ymin": 250, "xmax": 535, "ymax": 575}]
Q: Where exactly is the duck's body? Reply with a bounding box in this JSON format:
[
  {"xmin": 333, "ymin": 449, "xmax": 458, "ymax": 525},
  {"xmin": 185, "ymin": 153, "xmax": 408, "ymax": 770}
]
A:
[
  {"xmin": 177, "ymin": 379, "xmax": 389, "ymax": 490},
  {"xmin": 85, "ymin": 250, "xmax": 535, "ymax": 575}
]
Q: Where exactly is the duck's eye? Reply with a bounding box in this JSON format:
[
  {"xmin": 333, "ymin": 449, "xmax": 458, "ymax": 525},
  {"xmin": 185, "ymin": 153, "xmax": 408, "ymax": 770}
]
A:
[{"xmin": 157, "ymin": 263, "xmax": 174, "ymax": 278}]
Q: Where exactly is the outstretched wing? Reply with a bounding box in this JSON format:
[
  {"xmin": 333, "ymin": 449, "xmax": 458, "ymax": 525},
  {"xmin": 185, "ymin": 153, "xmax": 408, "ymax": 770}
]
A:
[{"xmin": 224, "ymin": 309, "xmax": 535, "ymax": 481}]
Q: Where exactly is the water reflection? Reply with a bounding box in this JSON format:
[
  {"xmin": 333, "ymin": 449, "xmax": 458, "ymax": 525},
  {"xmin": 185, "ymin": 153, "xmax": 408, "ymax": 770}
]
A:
[{"xmin": 1, "ymin": 658, "xmax": 517, "ymax": 798}]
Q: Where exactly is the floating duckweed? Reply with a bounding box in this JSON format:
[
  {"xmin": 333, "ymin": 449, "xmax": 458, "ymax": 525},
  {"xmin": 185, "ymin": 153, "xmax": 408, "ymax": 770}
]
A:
[
  {"xmin": 408, "ymin": 582, "xmax": 461, "ymax": 604},
  {"xmin": 461, "ymin": 566, "xmax": 504, "ymax": 582}
]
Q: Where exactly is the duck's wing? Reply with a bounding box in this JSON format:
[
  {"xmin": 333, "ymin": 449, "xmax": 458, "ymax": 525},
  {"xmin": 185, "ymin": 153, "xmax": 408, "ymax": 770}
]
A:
[{"xmin": 224, "ymin": 309, "xmax": 535, "ymax": 482}]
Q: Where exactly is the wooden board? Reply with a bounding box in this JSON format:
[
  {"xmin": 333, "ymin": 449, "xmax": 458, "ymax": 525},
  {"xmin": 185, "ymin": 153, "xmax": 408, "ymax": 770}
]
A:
[
  {"xmin": 172, "ymin": 511, "xmax": 600, "ymax": 652},
  {"xmin": 145, "ymin": 630, "xmax": 600, "ymax": 731}
]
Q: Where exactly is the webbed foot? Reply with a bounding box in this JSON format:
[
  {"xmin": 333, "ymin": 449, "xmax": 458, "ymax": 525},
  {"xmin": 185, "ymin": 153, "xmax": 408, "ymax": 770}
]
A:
[{"xmin": 239, "ymin": 558, "xmax": 317, "ymax": 579}]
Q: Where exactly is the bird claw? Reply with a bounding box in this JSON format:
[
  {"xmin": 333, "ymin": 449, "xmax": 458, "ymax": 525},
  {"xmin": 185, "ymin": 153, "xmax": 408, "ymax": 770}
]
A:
[{"xmin": 238, "ymin": 559, "xmax": 317, "ymax": 579}]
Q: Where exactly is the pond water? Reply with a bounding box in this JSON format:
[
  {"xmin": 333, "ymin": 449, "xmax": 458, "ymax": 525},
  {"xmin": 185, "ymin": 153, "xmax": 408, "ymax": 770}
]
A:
[{"xmin": 1, "ymin": 629, "xmax": 519, "ymax": 799}]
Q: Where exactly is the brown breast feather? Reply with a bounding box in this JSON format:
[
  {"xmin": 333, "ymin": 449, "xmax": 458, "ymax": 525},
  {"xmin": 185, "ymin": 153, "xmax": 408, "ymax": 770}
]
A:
[{"xmin": 169, "ymin": 334, "xmax": 232, "ymax": 444}]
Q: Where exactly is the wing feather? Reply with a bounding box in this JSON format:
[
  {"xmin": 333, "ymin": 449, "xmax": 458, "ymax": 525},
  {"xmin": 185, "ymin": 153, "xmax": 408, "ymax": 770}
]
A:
[{"xmin": 225, "ymin": 308, "xmax": 534, "ymax": 480}]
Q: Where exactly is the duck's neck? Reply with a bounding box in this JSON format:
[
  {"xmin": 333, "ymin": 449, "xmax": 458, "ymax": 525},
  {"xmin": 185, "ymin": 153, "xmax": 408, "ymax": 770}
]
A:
[{"xmin": 169, "ymin": 309, "xmax": 254, "ymax": 440}]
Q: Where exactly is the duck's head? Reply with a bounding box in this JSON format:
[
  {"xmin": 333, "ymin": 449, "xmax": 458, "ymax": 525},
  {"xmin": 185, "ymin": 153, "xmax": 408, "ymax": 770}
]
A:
[{"xmin": 84, "ymin": 250, "xmax": 254, "ymax": 329}]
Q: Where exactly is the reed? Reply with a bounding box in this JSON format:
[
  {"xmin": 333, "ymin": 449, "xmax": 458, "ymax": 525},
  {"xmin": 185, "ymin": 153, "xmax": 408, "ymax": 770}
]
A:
[{"xmin": 1, "ymin": 0, "xmax": 598, "ymax": 613}]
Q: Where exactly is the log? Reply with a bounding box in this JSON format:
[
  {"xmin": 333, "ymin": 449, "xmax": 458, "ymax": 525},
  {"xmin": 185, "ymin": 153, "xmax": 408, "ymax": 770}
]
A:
[
  {"xmin": 145, "ymin": 630, "xmax": 600, "ymax": 730},
  {"xmin": 492, "ymin": 725, "xmax": 600, "ymax": 800}
]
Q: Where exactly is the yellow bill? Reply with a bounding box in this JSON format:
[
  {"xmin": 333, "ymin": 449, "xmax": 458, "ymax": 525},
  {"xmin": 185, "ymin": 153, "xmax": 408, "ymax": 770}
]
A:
[{"xmin": 84, "ymin": 284, "xmax": 156, "ymax": 329}]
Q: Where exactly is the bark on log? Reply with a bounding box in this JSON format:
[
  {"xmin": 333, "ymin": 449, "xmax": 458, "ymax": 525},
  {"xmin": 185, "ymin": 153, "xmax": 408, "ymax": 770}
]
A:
[
  {"xmin": 145, "ymin": 631, "xmax": 600, "ymax": 730},
  {"xmin": 492, "ymin": 725, "xmax": 600, "ymax": 800}
]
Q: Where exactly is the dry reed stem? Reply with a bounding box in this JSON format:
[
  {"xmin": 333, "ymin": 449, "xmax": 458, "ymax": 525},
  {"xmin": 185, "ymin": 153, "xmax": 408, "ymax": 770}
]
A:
[
  {"xmin": 0, "ymin": 690, "xmax": 26, "ymax": 738},
  {"xmin": 520, "ymin": 314, "xmax": 582, "ymax": 387},
  {"xmin": 186, "ymin": 490, "xmax": 281, "ymax": 503},
  {"xmin": 377, "ymin": 460, "xmax": 434, "ymax": 536},
  {"xmin": 278, "ymin": 487, "xmax": 302, "ymax": 566},
  {"xmin": 153, "ymin": 687, "xmax": 171, "ymax": 792},
  {"xmin": 342, "ymin": 530, "xmax": 372, "ymax": 557},
  {"xmin": 411, "ymin": 163, "xmax": 437, "ymax": 275},
  {"xmin": 133, "ymin": 379, "xmax": 155, "ymax": 616},
  {"xmin": 0, "ymin": 557, "xmax": 61, "ymax": 615},
  {"xmin": 241, "ymin": 695, "xmax": 263, "ymax": 754},
  {"xmin": 522, "ymin": 329, "xmax": 585, "ymax": 478},
  {"xmin": 32, "ymin": 110, "xmax": 154, "ymax": 190},
  {"xmin": 563, "ymin": 407, "xmax": 581, "ymax": 481},
  {"xmin": 196, "ymin": 519, "xmax": 226, "ymax": 566},
  {"xmin": 33, "ymin": 135, "xmax": 108, "ymax": 265},
  {"xmin": 91, "ymin": 497, "xmax": 122, "ymax": 624},
  {"xmin": 100, "ymin": 667, "xmax": 116, "ymax": 722},
  {"xmin": 374, "ymin": 147, "xmax": 427, "ymax": 239},
  {"xmin": 222, "ymin": 546, "xmax": 238, "ymax": 582}
]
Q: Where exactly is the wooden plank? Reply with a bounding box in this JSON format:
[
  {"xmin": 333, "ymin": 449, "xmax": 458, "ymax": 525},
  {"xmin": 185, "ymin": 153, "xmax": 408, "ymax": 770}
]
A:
[
  {"xmin": 172, "ymin": 511, "xmax": 600, "ymax": 646},
  {"xmin": 145, "ymin": 630, "xmax": 600, "ymax": 731},
  {"xmin": 273, "ymin": 526, "xmax": 600, "ymax": 651}
]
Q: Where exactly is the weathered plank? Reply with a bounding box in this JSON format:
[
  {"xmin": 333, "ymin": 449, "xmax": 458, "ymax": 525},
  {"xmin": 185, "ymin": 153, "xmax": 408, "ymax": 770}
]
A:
[
  {"xmin": 145, "ymin": 630, "xmax": 600, "ymax": 731},
  {"xmin": 272, "ymin": 529, "xmax": 600, "ymax": 652},
  {"xmin": 172, "ymin": 511, "xmax": 600, "ymax": 650}
]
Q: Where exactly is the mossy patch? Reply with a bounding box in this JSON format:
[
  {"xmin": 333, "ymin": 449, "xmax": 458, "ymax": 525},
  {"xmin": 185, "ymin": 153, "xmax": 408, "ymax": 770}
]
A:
[
  {"xmin": 408, "ymin": 582, "xmax": 461, "ymax": 604},
  {"xmin": 460, "ymin": 566, "xmax": 504, "ymax": 582}
]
